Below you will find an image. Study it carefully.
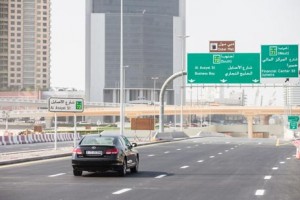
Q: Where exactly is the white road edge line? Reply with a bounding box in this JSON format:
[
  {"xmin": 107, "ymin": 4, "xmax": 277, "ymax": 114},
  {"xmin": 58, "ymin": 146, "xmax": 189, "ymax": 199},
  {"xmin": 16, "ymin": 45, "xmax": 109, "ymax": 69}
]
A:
[
  {"xmin": 255, "ymin": 190, "xmax": 265, "ymax": 196},
  {"xmin": 48, "ymin": 173, "xmax": 66, "ymax": 178},
  {"xmin": 155, "ymin": 174, "xmax": 167, "ymax": 179},
  {"xmin": 112, "ymin": 188, "xmax": 132, "ymax": 195},
  {"xmin": 180, "ymin": 166, "xmax": 189, "ymax": 169},
  {"xmin": 264, "ymin": 176, "xmax": 272, "ymax": 180}
]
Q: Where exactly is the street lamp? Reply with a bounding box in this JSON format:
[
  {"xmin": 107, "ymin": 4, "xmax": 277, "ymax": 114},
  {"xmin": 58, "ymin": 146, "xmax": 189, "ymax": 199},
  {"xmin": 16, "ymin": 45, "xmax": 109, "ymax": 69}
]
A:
[
  {"xmin": 124, "ymin": 65, "xmax": 129, "ymax": 103},
  {"xmin": 151, "ymin": 77, "xmax": 159, "ymax": 125},
  {"xmin": 120, "ymin": 0, "xmax": 124, "ymax": 135},
  {"xmin": 178, "ymin": 35, "xmax": 189, "ymax": 131}
]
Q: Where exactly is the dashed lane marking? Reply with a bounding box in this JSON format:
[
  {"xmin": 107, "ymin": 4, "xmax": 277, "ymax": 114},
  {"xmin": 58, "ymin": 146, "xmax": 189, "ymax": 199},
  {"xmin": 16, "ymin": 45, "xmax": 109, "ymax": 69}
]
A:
[
  {"xmin": 148, "ymin": 154, "xmax": 155, "ymax": 157},
  {"xmin": 180, "ymin": 166, "xmax": 189, "ymax": 169},
  {"xmin": 272, "ymin": 167, "xmax": 279, "ymax": 170},
  {"xmin": 255, "ymin": 190, "xmax": 265, "ymax": 196},
  {"xmin": 280, "ymin": 161, "xmax": 285, "ymax": 164},
  {"xmin": 209, "ymin": 156, "xmax": 215, "ymax": 158},
  {"xmin": 155, "ymin": 174, "xmax": 167, "ymax": 179},
  {"xmin": 164, "ymin": 151, "xmax": 170, "ymax": 154},
  {"xmin": 264, "ymin": 176, "xmax": 272, "ymax": 180},
  {"xmin": 197, "ymin": 160, "xmax": 204, "ymax": 163},
  {"xmin": 48, "ymin": 173, "xmax": 66, "ymax": 178},
  {"xmin": 286, "ymin": 157, "xmax": 291, "ymax": 160},
  {"xmin": 112, "ymin": 188, "xmax": 132, "ymax": 195},
  {"xmin": 218, "ymin": 153, "xmax": 223, "ymax": 155},
  {"xmin": 177, "ymin": 149, "xmax": 181, "ymax": 151}
]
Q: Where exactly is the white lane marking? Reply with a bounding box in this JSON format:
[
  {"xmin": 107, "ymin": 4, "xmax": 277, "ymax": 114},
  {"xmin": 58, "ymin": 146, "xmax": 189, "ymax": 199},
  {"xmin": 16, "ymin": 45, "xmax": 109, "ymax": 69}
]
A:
[
  {"xmin": 148, "ymin": 154, "xmax": 155, "ymax": 157},
  {"xmin": 286, "ymin": 157, "xmax": 291, "ymax": 160},
  {"xmin": 258, "ymin": 143, "xmax": 262, "ymax": 145},
  {"xmin": 180, "ymin": 166, "xmax": 189, "ymax": 169},
  {"xmin": 225, "ymin": 150, "xmax": 229, "ymax": 152},
  {"xmin": 197, "ymin": 160, "xmax": 204, "ymax": 163},
  {"xmin": 177, "ymin": 149, "xmax": 181, "ymax": 151},
  {"xmin": 280, "ymin": 161, "xmax": 285, "ymax": 164},
  {"xmin": 155, "ymin": 174, "xmax": 167, "ymax": 179},
  {"xmin": 264, "ymin": 176, "xmax": 272, "ymax": 180},
  {"xmin": 226, "ymin": 142, "xmax": 230, "ymax": 144},
  {"xmin": 209, "ymin": 156, "xmax": 215, "ymax": 158},
  {"xmin": 48, "ymin": 173, "xmax": 66, "ymax": 178},
  {"xmin": 218, "ymin": 152, "xmax": 223, "ymax": 155},
  {"xmin": 255, "ymin": 190, "xmax": 265, "ymax": 196},
  {"xmin": 112, "ymin": 188, "xmax": 132, "ymax": 195},
  {"xmin": 230, "ymin": 148, "xmax": 234, "ymax": 150},
  {"xmin": 195, "ymin": 144, "xmax": 199, "ymax": 147},
  {"xmin": 187, "ymin": 146, "xmax": 191, "ymax": 149},
  {"xmin": 164, "ymin": 151, "xmax": 170, "ymax": 154},
  {"xmin": 272, "ymin": 167, "xmax": 279, "ymax": 170}
]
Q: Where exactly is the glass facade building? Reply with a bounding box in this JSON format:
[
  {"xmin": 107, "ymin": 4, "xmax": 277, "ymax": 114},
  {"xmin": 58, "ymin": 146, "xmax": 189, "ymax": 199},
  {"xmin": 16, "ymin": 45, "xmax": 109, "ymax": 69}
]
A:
[{"xmin": 86, "ymin": 0, "xmax": 185, "ymax": 122}]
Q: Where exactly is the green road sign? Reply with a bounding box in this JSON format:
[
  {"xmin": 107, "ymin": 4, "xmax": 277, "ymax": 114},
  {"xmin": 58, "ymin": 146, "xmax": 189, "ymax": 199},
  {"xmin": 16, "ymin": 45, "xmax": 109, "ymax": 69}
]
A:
[
  {"xmin": 261, "ymin": 45, "xmax": 298, "ymax": 78},
  {"xmin": 76, "ymin": 101, "xmax": 83, "ymax": 110},
  {"xmin": 288, "ymin": 115, "xmax": 299, "ymax": 122},
  {"xmin": 289, "ymin": 121, "xmax": 298, "ymax": 130},
  {"xmin": 187, "ymin": 53, "xmax": 260, "ymax": 84}
]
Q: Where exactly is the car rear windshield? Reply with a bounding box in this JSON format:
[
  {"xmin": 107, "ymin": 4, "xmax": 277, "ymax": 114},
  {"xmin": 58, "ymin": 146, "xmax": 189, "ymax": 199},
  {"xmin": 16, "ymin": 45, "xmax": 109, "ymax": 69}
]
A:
[{"xmin": 80, "ymin": 136, "xmax": 116, "ymax": 146}]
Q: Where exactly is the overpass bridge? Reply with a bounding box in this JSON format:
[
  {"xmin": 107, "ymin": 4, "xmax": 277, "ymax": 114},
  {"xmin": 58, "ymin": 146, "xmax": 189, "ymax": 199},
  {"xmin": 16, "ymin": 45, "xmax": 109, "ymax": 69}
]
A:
[{"xmin": 4, "ymin": 105, "xmax": 300, "ymax": 138}]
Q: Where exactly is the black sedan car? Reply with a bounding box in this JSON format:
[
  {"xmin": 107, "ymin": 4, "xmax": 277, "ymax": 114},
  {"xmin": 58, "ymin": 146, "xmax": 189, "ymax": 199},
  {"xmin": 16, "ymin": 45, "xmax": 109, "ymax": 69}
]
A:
[{"xmin": 72, "ymin": 133, "xmax": 139, "ymax": 176}]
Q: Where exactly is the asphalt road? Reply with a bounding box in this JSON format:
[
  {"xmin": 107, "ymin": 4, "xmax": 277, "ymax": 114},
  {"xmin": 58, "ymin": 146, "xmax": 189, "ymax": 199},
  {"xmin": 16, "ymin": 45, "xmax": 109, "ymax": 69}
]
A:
[{"xmin": 0, "ymin": 137, "xmax": 299, "ymax": 200}]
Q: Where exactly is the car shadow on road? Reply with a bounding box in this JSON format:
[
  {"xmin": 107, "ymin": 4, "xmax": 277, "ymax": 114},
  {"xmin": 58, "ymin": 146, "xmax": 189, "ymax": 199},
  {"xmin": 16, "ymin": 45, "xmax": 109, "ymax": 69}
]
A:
[{"xmin": 81, "ymin": 170, "xmax": 174, "ymax": 178}]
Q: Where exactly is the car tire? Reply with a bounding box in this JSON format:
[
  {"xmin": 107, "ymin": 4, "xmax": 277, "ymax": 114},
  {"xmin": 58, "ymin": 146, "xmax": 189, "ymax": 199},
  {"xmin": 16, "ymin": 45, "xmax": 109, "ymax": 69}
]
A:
[
  {"xmin": 118, "ymin": 159, "xmax": 127, "ymax": 176},
  {"xmin": 73, "ymin": 169, "xmax": 82, "ymax": 176},
  {"xmin": 130, "ymin": 158, "xmax": 139, "ymax": 173}
]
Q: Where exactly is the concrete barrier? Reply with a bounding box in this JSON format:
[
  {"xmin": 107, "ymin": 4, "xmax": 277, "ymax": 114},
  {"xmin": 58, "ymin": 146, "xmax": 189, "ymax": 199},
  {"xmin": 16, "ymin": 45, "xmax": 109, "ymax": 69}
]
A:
[{"xmin": 0, "ymin": 133, "xmax": 81, "ymax": 145}]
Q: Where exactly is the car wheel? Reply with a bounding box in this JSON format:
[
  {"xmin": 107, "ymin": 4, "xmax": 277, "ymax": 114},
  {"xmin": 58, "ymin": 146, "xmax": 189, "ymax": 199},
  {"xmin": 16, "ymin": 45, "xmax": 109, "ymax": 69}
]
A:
[
  {"xmin": 118, "ymin": 159, "xmax": 127, "ymax": 176},
  {"xmin": 130, "ymin": 158, "xmax": 139, "ymax": 173},
  {"xmin": 73, "ymin": 169, "xmax": 82, "ymax": 176}
]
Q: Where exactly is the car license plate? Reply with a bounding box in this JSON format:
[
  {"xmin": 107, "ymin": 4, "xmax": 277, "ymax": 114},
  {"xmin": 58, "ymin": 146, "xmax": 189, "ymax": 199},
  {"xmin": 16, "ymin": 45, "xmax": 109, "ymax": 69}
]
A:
[{"xmin": 86, "ymin": 151, "xmax": 102, "ymax": 155}]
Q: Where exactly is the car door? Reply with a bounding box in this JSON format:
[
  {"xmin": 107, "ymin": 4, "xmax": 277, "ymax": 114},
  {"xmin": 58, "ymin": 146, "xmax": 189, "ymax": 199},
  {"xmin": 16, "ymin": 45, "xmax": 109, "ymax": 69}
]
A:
[{"xmin": 121, "ymin": 136, "xmax": 137, "ymax": 167}]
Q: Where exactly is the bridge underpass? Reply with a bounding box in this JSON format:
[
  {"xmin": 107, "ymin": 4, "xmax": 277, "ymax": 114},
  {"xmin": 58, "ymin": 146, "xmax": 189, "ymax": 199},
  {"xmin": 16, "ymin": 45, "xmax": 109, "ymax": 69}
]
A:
[{"xmin": 5, "ymin": 105, "xmax": 300, "ymax": 138}]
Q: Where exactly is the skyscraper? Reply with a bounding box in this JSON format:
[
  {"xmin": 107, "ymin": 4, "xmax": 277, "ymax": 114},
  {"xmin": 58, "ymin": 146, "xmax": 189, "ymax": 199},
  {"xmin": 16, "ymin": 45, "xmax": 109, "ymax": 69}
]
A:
[
  {"xmin": 86, "ymin": 0, "xmax": 185, "ymax": 110},
  {"xmin": 0, "ymin": 0, "xmax": 51, "ymax": 91}
]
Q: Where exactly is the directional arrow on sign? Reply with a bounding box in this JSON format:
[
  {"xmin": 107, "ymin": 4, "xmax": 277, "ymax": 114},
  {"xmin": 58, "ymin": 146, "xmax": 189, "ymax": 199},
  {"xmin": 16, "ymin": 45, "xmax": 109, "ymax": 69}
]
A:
[
  {"xmin": 220, "ymin": 79, "xmax": 227, "ymax": 83},
  {"xmin": 252, "ymin": 79, "xmax": 259, "ymax": 83},
  {"xmin": 188, "ymin": 79, "xmax": 195, "ymax": 83}
]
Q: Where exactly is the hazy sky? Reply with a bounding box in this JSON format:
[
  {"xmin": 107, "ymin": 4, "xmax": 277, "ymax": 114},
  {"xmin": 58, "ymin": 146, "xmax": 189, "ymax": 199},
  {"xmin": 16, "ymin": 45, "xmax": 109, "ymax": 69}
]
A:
[{"xmin": 51, "ymin": 0, "xmax": 300, "ymax": 105}]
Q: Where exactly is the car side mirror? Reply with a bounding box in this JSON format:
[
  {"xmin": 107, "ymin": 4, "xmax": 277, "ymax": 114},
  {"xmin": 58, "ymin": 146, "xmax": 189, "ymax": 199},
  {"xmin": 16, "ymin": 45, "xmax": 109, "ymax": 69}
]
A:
[{"xmin": 131, "ymin": 143, "xmax": 138, "ymax": 147}]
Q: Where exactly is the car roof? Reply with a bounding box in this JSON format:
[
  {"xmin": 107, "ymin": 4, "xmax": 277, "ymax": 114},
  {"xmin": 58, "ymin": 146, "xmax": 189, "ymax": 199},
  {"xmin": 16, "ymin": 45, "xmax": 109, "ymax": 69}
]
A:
[{"xmin": 83, "ymin": 133, "xmax": 121, "ymax": 138}]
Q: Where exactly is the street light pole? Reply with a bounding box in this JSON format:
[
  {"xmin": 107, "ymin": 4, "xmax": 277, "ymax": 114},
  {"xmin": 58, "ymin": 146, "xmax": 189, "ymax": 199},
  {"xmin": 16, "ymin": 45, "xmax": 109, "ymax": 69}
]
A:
[
  {"xmin": 178, "ymin": 35, "xmax": 189, "ymax": 131},
  {"xmin": 120, "ymin": 0, "xmax": 124, "ymax": 135},
  {"xmin": 151, "ymin": 77, "xmax": 159, "ymax": 125}
]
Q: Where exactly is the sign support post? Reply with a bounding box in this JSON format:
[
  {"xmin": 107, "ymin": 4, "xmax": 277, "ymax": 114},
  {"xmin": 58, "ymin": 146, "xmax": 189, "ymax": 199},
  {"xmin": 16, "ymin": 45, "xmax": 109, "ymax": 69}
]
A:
[
  {"xmin": 54, "ymin": 112, "xmax": 57, "ymax": 150},
  {"xmin": 74, "ymin": 113, "xmax": 77, "ymax": 148}
]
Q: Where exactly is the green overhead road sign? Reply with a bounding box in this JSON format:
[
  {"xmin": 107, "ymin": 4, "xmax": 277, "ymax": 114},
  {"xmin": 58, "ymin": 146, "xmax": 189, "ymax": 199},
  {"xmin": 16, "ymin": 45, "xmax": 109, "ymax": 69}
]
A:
[
  {"xmin": 288, "ymin": 115, "xmax": 299, "ymax": 122},
  {"xmin": 187, "ymin": 53, "xmax": 260, "ymax": 84},
  {"xmin": 261, "ymin": 45, "xmax": 298, "ymax": 78}
]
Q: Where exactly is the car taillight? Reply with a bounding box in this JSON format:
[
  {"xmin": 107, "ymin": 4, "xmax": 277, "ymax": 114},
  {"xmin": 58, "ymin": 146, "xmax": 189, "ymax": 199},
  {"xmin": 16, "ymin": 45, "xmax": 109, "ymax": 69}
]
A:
[
  {"xmin": 73, "ymin": 147, "xmax": 83, "ymax": 155},
  {"xmin": 105, "ymin": 148, "xmax": 118, "ymax": 155}
]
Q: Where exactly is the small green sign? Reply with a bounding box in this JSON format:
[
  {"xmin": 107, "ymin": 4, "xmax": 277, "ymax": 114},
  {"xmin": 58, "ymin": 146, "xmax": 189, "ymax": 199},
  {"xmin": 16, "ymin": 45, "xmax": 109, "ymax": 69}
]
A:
[
  {"xmin": 76, "ymin": 101, "xmax": 83, "ymax": 110},
  {"xmin": 288, "ymin": 115, "xmax": 299, "ymax": 122},
  {"xmin": 187, "ymin": 53, "xmax": 260, "ymax": 84},
  {"xmin": 261, "ymin": 45, "xmax": 298, "ymax": 78},
  {"xmin": 289, "ymin": 121, "xmax": 298, "ymax": 130}
]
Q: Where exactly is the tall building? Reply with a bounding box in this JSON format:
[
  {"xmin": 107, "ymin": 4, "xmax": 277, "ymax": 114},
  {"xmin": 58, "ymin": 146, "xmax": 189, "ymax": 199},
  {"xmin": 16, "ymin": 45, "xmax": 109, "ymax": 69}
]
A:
[
  {"xmin": 86, "ymin": 0, "xmax": 185, "ymax": 113},
  {"xmin": 0, "ymin": 0, "xmax": 51, "ymax": 91}
]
